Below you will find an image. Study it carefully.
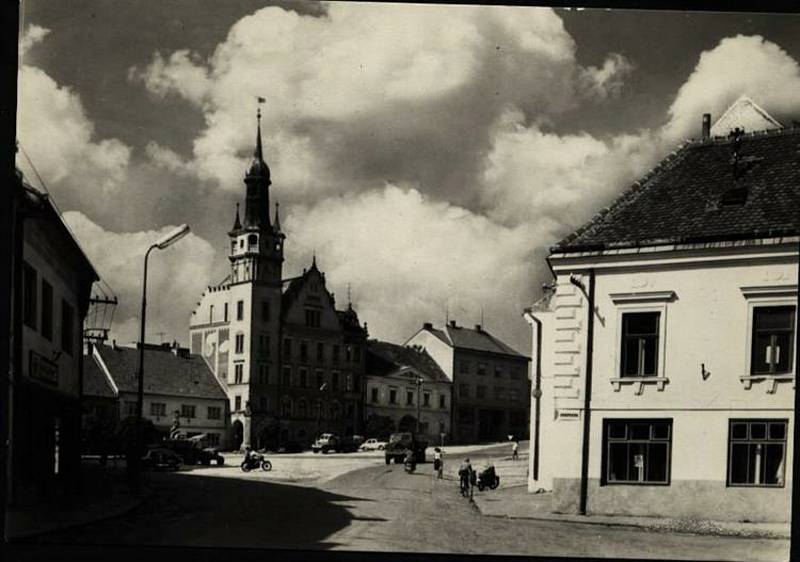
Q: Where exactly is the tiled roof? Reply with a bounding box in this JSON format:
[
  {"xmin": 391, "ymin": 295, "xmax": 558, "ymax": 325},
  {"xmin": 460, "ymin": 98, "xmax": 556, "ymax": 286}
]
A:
[
  {"xmin": 366, "ymin": 340, "xmax": 450, "ymax": 383},
  {"xmin": 553, "ymin": 127, "xmax": 800, "ymax": 253},
  {"xmin": 425, "ymin": 324, "xmax": 528, "ymax": 359},
  {"xmin": 93, "ymin": 344, "xmax": 227, "ymax": 400},
  {"xmin": 83, "ymin": 354, "xmax": 116, "ymax": 398}
]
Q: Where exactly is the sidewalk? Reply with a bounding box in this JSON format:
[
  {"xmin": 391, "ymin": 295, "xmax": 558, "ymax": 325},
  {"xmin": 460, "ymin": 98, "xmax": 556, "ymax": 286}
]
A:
[
  {"xmin": 472, "ymin": 483, "xmax": 790, "ymax": 540},
  {"xmin": 6, "ymin": 464, "xmax": 149, "ymax": 540}
]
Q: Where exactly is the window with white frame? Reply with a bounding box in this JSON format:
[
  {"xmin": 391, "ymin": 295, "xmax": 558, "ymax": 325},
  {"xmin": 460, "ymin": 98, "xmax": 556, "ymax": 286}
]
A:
[
  {"xmin": 728, "ymin": 419, "xmax": 787, "ymax": 487},
  {"xmin": 620, "ymin": 312, "xmax": 660, "ymax": 377},
  {"xmin": 750, "ymin": 306, "xmax": 795, "ymax": 376}
]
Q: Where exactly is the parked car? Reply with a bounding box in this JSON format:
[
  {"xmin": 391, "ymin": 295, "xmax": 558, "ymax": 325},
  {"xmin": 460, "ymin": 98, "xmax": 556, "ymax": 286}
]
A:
[
  {"xmin": 161, "ymin": 439, "xmax": 225, "ymax": 466},
  {"xmin": 141, "ymin": 448, "xmax": 181, "ymax": 471},
  {"xmin": 311, "ymin": 433, "xmax": 340, "ymax": 454},
  {"xmin": 384, "ymin": 432, "xmax": 427, "ymax": 465},
  {"xmin": 359, "ymin": 438, "xmax": 388, "ymax": 451}
]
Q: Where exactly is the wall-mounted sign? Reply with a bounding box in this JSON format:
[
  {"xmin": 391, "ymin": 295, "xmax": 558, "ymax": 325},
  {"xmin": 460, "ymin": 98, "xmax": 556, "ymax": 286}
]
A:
[
  {"xmin": 556, "ymin": 409, "xmax": 580, "ymax": 421},
  {"xmin": 29, "ymin": 350, "xmax": 58, "ymax": 385}
]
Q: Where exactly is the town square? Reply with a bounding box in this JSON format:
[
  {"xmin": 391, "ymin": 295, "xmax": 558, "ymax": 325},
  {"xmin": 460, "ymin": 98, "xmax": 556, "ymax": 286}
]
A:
[{"xmin": 2, "ymin": 2, "xmax": 799, "ymax": 561}]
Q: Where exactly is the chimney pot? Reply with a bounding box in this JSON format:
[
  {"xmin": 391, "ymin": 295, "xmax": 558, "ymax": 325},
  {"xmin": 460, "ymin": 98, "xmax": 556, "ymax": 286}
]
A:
[
  {"xmin": 423, "ymin": 322, "xmax": 433, "ymax": 330},
  {"xmin": 702, "ymin": 113, "xmax": 711, "ymax": 140},
  {"xmin": 475, "ymin": 324, "xmax": 482, "ymax": 332},
  {"xmin": 449, "ymin": 320, "xmax": 457, "ymax": 328}
]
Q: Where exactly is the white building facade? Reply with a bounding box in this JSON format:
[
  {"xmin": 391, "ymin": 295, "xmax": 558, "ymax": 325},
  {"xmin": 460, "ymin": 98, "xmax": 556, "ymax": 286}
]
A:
[{"xmin": 526, "ymin": 105, "xmax": 797, "ymax": 522}]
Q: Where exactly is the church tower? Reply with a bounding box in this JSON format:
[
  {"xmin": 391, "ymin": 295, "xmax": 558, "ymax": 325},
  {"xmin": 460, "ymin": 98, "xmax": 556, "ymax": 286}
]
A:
[{"xmin": 228, "ymin": 108, "xmax": 285, "ymax": 285}]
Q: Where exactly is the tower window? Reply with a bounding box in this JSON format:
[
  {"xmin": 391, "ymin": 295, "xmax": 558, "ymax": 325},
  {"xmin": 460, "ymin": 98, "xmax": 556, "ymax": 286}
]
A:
[
  {"xmin": 210, "ymin": 305, "xmax": 214, "ymax": 324},
  {"xmin": 237, "ymin": 300, "xmax": 244, "ymax": 321},
  {"xmin": 248, "ymin": 234, "xmax": 258, "ymax": 250},
  {"xmin": 224, "ymin": 303, "xmax": 229, "ymax": 322}
]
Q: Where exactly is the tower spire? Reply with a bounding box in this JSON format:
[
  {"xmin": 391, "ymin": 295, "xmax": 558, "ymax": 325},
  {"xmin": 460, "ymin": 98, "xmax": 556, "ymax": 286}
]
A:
[
  {"xmin": 254, "ymin": 106, "xmax": 263, "ymax": 161},
  {"xmin": 273, "ymin": 201, "xmax": 281, "ymax": 231}
]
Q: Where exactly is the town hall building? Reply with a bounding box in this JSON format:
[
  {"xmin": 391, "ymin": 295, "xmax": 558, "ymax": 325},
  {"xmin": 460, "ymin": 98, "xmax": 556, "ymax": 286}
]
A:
[{"xmin": 189, "ymin": 111, "xmax": 368, "ymax": 450}]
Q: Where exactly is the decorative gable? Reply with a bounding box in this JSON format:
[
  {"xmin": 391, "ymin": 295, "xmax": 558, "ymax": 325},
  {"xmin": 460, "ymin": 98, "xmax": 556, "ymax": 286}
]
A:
[{"xmin": 710, "ymin": 94, "xmax": 782, "ymax": 137}]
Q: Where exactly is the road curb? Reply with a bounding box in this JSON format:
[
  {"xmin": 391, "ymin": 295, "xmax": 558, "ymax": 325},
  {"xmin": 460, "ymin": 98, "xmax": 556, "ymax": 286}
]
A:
[
  {"xmin": 472, "ymin": 500, "xmax": 790, "ymax": 540},
  {"xmin": 8, "ymin": 487, "xmax": 153, "ymax": 541}
]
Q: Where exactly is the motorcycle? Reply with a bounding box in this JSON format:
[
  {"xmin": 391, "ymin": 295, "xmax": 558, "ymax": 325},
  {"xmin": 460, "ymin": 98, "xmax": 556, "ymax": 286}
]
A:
[
  {"xmin": 240, "ymin": 453, "xmax": 272, "ymax": 472},
  {"xmin": 476, "ymin": 466, "xmax": 500, "ymax": 491},
  {"xmin": 404, "ymin": 457, "xmax": 416, "ymax": 474}
]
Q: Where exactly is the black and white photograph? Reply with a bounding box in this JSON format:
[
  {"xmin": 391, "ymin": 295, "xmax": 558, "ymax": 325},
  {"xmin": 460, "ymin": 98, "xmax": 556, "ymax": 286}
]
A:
[{"xmin": 3, "ymin": 1, "xmax": 799, "ymax": 561}]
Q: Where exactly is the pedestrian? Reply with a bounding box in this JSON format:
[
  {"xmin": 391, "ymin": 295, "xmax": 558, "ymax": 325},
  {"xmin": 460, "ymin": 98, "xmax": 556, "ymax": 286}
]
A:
[
  {"xmin": 433, "ymin": 447, "xmax": 443, "ymax": 479},
  {"xmin": 512, "ymin": 439, "xmax": 519, "ymax": 461},
  {"xmin": 458, "ymin": 458, "xmax": 472, "ymax": 496}
]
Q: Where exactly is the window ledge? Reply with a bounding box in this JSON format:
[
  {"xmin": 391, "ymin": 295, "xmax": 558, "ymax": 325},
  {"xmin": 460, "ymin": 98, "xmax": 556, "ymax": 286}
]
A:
[
  {"xmin": 739, "ymin": 374, "xmax": 795, "ymax": 393},
  {"xmin": 610, "ymin": 377, "xmax": 668, "ymax": 395}
]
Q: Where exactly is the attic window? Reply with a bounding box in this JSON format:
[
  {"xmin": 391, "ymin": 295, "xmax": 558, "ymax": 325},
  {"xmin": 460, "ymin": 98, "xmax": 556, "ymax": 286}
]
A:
[{"xmin": 720, "ymin": 186, "xmax": 748, "ymax": 206}]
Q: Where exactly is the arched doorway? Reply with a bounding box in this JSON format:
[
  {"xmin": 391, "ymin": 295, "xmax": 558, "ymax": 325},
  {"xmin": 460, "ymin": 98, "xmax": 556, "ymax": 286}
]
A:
[
  {"xmin": 231, "ymin": 420, "xmax": 244, "ymax": 451},
  {"xmin": 398, "ymin": 415, "xmax": 417, "ymax": 433}
]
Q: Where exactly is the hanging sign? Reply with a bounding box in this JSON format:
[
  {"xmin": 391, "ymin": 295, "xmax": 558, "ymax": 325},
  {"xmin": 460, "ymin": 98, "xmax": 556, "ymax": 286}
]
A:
[{"xmin": 556, "ymin": 409, "xmax": 581, "ymax": 421}]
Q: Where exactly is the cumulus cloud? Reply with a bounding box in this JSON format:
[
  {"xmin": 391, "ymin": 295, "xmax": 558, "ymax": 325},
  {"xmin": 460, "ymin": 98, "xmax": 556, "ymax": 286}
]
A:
[
  {"xmin": 63, "ymin": 211, "xmax": 218, "ymax": 346},
  {"xmin": 663, "ymin": 34, "xmax": 800, "ymax": 142},
  {"xmin": 130, "ymin": 3, "xmax": 625, "ymax": 204},
  {"xmin": 481, "ymin": 108, "xmax": 663, "ymax": 230},
  {"xmin": 17, "ymin": 30, "xmax": 132, "ymax": 210},
  {"xmin": 20, "ymin": 24, "xmax": 50, "ymax": 55},
  {"xmin": 579, "ymin": 53, "xmax": 635, "ymax": 99},
  {"xmin": 283, "ymin": 185, "xmax": 543, "ymax": 352}
]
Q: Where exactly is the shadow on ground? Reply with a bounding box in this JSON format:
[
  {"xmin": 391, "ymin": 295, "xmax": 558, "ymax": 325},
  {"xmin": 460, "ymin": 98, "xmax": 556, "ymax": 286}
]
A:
[{"xmin": 13, "ymin": 469, "xmax": 374, "ymax": 551}]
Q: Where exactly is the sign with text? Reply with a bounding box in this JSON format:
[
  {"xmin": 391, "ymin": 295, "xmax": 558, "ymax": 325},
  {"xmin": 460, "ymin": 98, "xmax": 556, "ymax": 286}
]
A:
[
  {"xmin": 29, "ymin": 350, "xmax": 58, "ymax": 385},
  {"xmin": 556, "ymin": 409, "xmax": 581, "ymax": 421}
]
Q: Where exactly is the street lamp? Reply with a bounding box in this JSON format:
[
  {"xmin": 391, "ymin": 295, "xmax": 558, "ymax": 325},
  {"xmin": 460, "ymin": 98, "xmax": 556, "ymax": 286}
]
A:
[
  {"xmin": 133, "ymin": 224, "xmax": 190, "ymax": 488},
  {"xmin": 317, "ymin": 382, "xmax": 327, "ymax": 438}
]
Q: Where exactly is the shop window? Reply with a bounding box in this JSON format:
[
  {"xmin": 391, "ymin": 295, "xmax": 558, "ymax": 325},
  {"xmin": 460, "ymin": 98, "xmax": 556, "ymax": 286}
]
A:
[
  {"xmin": 750, "ymin": 307, "xmax": 795, "ymax": 375},
  {"xmin": 603, "ymin": 419, "xmax": 671, "ymax": 485},
  {"xmin": 620, "ymin": 312, "xmax": 660, "ymax": 377},
  {"xmin": 728, "ymin": 420, "xmax": 787, "ymax": 487}
]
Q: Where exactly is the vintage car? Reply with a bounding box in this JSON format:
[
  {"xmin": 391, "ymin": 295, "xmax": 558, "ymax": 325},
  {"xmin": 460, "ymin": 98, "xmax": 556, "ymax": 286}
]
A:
[
  {"xmin": 384, "ymin": 432, "xmax": 427, "ymax": 465},
  {"xmin": 359, "ymin": 438, "xmax": 388, "ymax": 451},
  {"xmin": 161, "ymin": 438, "xmax": 225, "ymax": 466},
  {"xmin": 141, "ymin": 448, "xmax": 182, "ymax": 471}
]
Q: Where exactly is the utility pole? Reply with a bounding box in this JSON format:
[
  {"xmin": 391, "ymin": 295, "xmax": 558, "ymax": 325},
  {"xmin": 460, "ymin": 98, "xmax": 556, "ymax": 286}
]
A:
[{"xmin": 416, "ymin": 376, "xmax": 423, "ymax": 436}]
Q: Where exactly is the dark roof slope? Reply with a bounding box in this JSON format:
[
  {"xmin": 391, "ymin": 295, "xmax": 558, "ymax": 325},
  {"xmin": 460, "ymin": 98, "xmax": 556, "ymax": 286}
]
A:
[
  {"xmin": 83, "ymin": 354, "xmax": 116, "ymax": 398},
  {"xmin": 423, "ymin": 324, "xmax": 528, "ymax": 360},
  {"xmin": 554, "ymin": 127, "xmax": 800, "ymax": 252},
  {"xmin": 94, "ymin": 344, "xmax": 227, "ymax": 400},
  {"xmin": 366, "ymin": 340, "xmax": 450, "ymax": 383}
]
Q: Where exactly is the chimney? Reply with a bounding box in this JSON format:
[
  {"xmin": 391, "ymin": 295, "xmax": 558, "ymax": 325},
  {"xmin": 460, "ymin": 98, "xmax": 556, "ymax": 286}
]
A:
[
  {"xmin": 423, "ymin": 322, "xmax": 433, "ymax": 330},
  {"xmin": 112, "ymin": 339, "xmax": 117, "ymax": 350},
  {"xmin": 449, "ymin": 320, "xmax": 457, "ymax": 328},
  {"xmin": 475, "ymin": 324, "xmax": 482, "ymax": 332},
  {"xmin": 702, "ymin": 113, "xmax": 711, "ymax": 140}
]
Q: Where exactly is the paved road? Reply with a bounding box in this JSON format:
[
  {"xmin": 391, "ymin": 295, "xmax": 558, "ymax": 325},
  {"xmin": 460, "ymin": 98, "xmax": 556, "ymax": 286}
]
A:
[{"xmin": 25, "ymin": 454, "xmax": 789, "ymax": 560}]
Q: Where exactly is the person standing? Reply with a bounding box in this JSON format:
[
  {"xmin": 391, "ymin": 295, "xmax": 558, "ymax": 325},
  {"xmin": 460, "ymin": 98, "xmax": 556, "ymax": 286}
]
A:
[
  {"xmin": 512, "ymin": 439, "xmax": 519, "ymax": 460},
  {"xmin": 433, "ymin": 447, "xmax": 443, "ymax": 479},
  {"xmin": 458, "ymin": 458, "xmax": 472, "ymax": 496}
]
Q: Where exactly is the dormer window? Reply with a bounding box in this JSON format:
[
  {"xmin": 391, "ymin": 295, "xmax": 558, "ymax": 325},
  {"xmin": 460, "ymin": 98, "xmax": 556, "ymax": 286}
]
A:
[{"xmin": 720, "ymin": 186, "xmax": 748, "ymax": 206}]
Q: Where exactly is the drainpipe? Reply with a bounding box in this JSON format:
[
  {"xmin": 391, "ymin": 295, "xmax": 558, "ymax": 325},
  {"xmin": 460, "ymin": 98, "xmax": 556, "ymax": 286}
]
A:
[
  {"xmin": 522, "ymin": 309, "xmax": 542, "ymax": 481},
  {"xmin": 572, "ymin": 270, "xmax": 596, "ymax": 516}
]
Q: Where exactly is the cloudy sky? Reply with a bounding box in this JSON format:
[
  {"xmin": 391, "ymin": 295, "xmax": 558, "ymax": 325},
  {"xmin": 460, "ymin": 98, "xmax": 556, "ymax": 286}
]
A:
[{"xmin": 16, "ymin": 2, "xmax": 800, "ymax": 354}]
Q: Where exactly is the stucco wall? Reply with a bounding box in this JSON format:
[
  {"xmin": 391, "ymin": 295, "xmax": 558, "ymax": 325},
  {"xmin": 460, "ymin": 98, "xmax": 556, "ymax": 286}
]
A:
[{"xmin": 529, "ymin": 241, "xmax": 797, "ymax": 520}]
